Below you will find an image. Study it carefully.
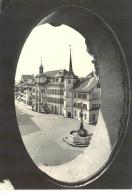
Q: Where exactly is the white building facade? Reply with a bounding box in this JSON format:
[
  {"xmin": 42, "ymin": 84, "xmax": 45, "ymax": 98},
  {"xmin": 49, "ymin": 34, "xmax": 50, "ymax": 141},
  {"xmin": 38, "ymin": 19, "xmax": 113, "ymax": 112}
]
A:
[{"xmin": 16, "ymin": 50, "xmax": 101, "ymax": 124}]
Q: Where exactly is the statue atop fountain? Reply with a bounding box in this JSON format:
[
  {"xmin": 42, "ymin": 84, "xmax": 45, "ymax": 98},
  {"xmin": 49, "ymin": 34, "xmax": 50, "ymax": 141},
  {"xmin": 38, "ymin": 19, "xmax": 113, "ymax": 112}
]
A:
[{"xmin": 64, "ymin": 105, "xmax": 93, "ymax": 147}]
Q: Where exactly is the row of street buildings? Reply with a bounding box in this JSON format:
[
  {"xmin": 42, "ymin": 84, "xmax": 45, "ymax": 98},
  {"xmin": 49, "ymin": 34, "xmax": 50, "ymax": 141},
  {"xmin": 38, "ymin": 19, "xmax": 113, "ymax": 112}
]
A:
[{"xmin": 15, "ymin": 49, "xmax": 101, "ymax": 124}]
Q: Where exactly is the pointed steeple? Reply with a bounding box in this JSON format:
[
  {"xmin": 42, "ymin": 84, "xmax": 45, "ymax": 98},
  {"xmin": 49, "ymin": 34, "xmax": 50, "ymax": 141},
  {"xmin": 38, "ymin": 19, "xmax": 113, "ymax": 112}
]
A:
[
  {"xmin": 39, "ymin": 57, "xmax": 44, "ymax": 73},
  {"xmin": 41, "ymin": 56, "xmax": 42, "ymax": 65},
  {"xmin": 64, "ymin": 45, "xmax": 78, "ymax": 79},
  {"xmin": 69, "ymin": 45, "xmax": 74, "ymax": 75}
]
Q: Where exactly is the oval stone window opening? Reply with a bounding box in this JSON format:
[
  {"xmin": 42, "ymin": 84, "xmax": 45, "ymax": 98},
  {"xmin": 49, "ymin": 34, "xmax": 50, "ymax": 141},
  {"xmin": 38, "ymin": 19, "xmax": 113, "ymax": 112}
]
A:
[{"xmin": 14, "ymin": 6, "xmax": 130, "ymax": 187}]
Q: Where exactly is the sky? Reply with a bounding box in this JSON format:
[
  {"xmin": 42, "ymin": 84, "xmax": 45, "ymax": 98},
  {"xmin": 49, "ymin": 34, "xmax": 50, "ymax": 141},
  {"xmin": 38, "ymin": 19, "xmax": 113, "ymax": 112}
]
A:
[{"xmin": 15, "ymin": 23, "xmax": 95, "ymax": 81}]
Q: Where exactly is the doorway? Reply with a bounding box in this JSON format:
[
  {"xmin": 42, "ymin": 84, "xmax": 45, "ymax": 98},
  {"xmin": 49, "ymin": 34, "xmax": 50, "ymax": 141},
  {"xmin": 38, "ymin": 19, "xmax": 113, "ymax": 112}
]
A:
[{"xmin": 68, "ymin": 112, "xmax": 71, "ymax": 118}]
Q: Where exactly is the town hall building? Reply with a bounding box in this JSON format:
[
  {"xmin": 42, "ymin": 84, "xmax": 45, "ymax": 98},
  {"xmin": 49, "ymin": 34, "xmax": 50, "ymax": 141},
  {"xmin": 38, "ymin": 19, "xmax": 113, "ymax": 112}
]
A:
[{"xmin": 16, "ymin": 48, "xmax": 101, "ymax": 124}]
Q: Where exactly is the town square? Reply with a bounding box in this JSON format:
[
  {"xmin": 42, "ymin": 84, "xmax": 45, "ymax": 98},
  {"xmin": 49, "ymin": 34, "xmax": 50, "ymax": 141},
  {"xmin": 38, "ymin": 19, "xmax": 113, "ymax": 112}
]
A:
[{"xmin": 14, "ymin": 23, "xmax": 111, "ymax": 182}]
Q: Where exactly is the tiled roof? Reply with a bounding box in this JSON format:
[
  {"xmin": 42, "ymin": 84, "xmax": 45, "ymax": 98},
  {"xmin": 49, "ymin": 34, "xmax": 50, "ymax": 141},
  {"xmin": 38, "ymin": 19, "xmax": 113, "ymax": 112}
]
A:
[
  {"xmin": 71, "ymin": 74, "xmax": 99, "ymax": 93},
  {"xmin": 44, "ymin": 69, "xmax": 68, "ymax": 78},
  {"xmin": 21, "ymin": 74, "xmax": 34, "ymax": 81},
  {"xmin": 19, "ymin": 74, "xmax": 35, "ymax": 87}
]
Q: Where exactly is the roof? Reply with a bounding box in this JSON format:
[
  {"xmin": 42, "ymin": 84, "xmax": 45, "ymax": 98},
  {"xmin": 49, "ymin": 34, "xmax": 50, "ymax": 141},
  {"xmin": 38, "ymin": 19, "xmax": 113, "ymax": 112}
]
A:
[
  {"xmin": 36, "ymin": 73, "xmax": 47, "ymax": 78},
  {"xmin": 64, "ymin": 72, "xmax": 78, "ymax": 79},
  {"xmin": 18, "ymin": 74, "xmax": 35, "ymax": 87},
  {"xmin": 45, "ymin": 69, "xmax": 68, "ymax": 78},
  {"xmin": 71, "ymin": 74, "xmax": 99, "ymax": 93},
  {"xmin": 35, "ymin": 69, "xmax": 68, "ymax": 78},
  {"xmin": 21, "ymin": 74, "xmax": 34, "ymax": 81}
]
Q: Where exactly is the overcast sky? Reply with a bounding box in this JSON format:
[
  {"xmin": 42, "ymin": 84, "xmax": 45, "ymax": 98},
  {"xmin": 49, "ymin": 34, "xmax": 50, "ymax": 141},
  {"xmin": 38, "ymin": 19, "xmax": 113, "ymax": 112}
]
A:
[{"xmin": 15, "ymin": 23, "xmax": 95, "ymax": 81}]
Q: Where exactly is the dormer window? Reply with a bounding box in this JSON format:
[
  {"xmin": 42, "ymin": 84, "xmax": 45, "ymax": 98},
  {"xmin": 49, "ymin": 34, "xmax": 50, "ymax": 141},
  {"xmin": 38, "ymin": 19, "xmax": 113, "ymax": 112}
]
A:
[{"xmin": 59, "ymin": 71, "xmax": 62, "ymax": 75}]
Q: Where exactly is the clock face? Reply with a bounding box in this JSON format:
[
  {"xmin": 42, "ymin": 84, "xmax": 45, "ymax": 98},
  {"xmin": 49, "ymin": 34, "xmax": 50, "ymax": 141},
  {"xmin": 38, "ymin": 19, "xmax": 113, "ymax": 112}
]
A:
[{"xmin": 40, "ymin": 77, "xmax": 47, "ymax": 83}]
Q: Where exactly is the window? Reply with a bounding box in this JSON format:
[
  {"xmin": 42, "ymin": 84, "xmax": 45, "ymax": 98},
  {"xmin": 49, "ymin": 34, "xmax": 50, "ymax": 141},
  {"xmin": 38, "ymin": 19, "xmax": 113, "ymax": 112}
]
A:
[
  {"xmin": 54, "ymin": 98, "xmax": 56, "ymax": 103},
  {"xmin": 92, "ymin": 104, "xmax": 100, "ymax": 110},
  {"xmin": 83, "ymin": 104, "xmax": 87, "ymax": 110},
  {"xmin": 73, "ymin": 102, "xmax": 77, "ymax": 107},
  {"xmin": 74, "ymin": 93, "xmax": 76, "ymax": 98},
  {"xmin": 56, "ymin": 90, "xmax": 59, "ymax": 95},
  {"xmin": 60, "ymin": 90, "xmax": 64, "ymax": 95},
  {"xmin": 92, "ymin": 114, "xmax": 96, "ymax": 121},
  {"xmin": 60, "ymin": 99, "xmax": 64, "ymax": 104},
  {"xmin": 92, "ymin": 94, "xmax": 99, "ymax": 100},
  {"xmin": 78, "ymin": 102, "xmax": 82, "ymax": 108},
  {"xmin": 78, "ymin": 93, "xmax": 82, "ymax": 98},
  {"xmin": 83, "ymin": 94, "xmax": 87, "ymax": 99}
]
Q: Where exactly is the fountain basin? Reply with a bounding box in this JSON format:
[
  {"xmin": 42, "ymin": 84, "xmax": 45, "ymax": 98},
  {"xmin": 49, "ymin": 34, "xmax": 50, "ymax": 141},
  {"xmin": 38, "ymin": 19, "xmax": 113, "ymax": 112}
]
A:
[{"xmin": 63, "ymin": 130, "xmax": 93, "ymax": 147}]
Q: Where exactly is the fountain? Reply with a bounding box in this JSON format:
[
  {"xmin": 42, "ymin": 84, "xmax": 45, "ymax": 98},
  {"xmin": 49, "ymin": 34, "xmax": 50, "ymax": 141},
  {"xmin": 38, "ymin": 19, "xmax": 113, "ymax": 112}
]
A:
[{"xmin": 63, "ymin": 106, "xmax": 93, "ymax": 147}]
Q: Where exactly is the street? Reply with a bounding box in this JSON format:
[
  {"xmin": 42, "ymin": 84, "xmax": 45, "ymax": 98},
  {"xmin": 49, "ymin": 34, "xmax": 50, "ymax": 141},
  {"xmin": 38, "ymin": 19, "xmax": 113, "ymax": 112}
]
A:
[
  {"xmin": 15, "ymin": 101, "xmax": 87, "ymax": 166},
  {"xmin": 15, "ymin": 100, "xmax": 114, "ymax": 183}
]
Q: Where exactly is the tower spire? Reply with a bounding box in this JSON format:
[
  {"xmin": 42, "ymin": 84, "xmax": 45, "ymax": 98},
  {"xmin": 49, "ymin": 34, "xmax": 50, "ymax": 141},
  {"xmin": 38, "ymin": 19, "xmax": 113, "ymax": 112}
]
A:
[
  {"xmin": 69, "ymin": 45, "xmax": 74, "ymax": 75},
  {"xmin": 41, "ymin": 56, "xmax": 42, "ymax": 65},
  {"xmin": 39, "ymin": 57, "xmax": 43, "ymax": 73}
]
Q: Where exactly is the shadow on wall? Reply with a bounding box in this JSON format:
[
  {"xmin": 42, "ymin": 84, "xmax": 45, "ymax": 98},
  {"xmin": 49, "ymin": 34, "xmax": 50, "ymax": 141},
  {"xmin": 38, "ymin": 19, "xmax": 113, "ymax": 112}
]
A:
[{"xmin": 39, "ymin": 6, "xmax": 128, "ymax": 149}]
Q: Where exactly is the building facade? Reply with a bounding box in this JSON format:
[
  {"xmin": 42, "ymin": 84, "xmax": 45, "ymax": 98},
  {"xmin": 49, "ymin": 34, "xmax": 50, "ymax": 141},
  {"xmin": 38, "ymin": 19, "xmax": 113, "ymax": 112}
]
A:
[
  {"xmin": 16, "ymin": 75, "xmax": 34, "ymax": 105},
  {"xmin": 16, "ymin": 49, "xmax": 101, "ymax": 124}
]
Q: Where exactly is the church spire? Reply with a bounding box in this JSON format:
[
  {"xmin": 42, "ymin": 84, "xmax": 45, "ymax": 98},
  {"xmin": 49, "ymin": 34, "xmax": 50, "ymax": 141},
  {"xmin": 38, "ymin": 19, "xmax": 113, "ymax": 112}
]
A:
[
  {"xmin": 64, "ymin": 45, "xmax": 78, "ymax": 79},
  {"xmin": 41, "ymin": 56, "xmax": 42, "ymax": 65},
  {"xmin": 39, "ymin": 57, "xmax": 43, "ymax": 73},
  {"xmin": 69, "ymin": 45, "xmax": 74, "ymax": 75}
]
